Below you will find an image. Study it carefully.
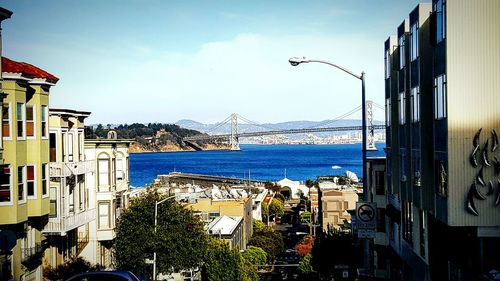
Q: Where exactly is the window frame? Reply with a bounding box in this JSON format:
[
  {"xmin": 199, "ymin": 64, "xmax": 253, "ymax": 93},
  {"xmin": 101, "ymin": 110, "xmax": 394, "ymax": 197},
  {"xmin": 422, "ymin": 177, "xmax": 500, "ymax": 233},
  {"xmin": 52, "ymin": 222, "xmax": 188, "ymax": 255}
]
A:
[
  {"xmin": 434, "ymin": 74, "xmax": 447, "ymax": 120},
  {"xmin": 98, "ymin": 201, "xmax": 111, "ymax": 229},
  {"xmin": 18, "ymin": 166, "xmax": 26, "ymax": 204},
  {"xmin": 384, "ymin": 49, "xmax": 391, "ymax": 79},
  {"xmin": 435, "ymin": 0, "xmax": 446, "ymax": 43},
  {"xmin": 98, "ymin": 157, "xmax": 110, "ymax": 192},
  {"xmin": 385, "ymin": 98, "xmax": 391, "ymax": 125},
  {"xmin": 0, "ymin": 166, "xmax": 12, "ymax": 205},
  {"xmin": 42, "ymin": 164, "xmax": 49, "ymax": 198},
  {"xmin": 399, "ymin": 92, "xmax": 406, "ymax": 125},
  {"xmin": 41, "ymin": 105, "xmax": 48, "ymax": 139},
  {"xmin": 16, "ymin": 103, "xmax": 26, "ymax": 140},
  {"xmin": 27, "ymin": 165, "xmax": 36, "ymax": 199},
  {"xmin": 399, "ymin": 35, "xmax": 405, "ymax": 70},
  {"xmin": 2, "ymin": 102, "xmax": 12, "ymax": 140},
  {"xmin": 411, "ymin": 86, "xmax": 420, "ymax": 123},
  {"xmin": 410, "ymin": 22, "xmax": 419, "ymax": 61},
  {"xmin": 26, "ymin": 105, "xmax": 36, "ymax": 139}
]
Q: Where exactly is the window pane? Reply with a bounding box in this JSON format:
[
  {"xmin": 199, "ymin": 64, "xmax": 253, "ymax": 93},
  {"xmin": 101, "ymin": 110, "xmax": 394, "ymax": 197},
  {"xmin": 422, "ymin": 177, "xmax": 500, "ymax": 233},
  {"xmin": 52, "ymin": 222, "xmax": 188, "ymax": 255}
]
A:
[
  {"xmin": 27, "ymin": 166, "xmax": 34, "ymax": 180},
  {"xmin": 26, "ymin": 106, "xmax": 34, "ymax": 121},
  {"xmin": 16, "ymin": 103, "xmax": 23, "ymax": 121},
  {"xmin": 18, "ymin": 167, "xmax": 24, "ymax": 200},
  {"xmin": 0, "ymin": 167, "xmax": 11, "ymax": 202}
]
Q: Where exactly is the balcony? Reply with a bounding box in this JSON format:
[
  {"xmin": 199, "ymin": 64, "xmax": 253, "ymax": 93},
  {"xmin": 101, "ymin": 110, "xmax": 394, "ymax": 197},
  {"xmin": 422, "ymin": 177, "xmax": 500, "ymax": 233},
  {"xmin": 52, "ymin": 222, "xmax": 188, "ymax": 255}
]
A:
[
  {"xmin": 43, "ymin": 208, "xmax": 96, "ymax": 235},
  {"xmin": 50, "ymin": 160, "xmax": 95, "ymax": 177},
  {"xmin": 21, "ymin": 243, "xmax": 44, "ymax": 266}
]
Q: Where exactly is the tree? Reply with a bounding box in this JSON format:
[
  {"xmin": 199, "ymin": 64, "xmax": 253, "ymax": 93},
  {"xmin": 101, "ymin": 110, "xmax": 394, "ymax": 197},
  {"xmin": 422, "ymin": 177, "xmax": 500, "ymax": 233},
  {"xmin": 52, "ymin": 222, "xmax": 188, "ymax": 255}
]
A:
[
  {"xmin": 261, "ymin": 203, "xmax": 269, "ymax": 222},
  {"xmin": 44, "ymin": 257, "xmax": 100, "ymax": 281},
  {"xmin": 242, "ymin": 246, "xmax": 267, "ymax": 266},
  {"xmin": 294, "ymin": 235, "xmax": 314, "ymax": 257},
  {"xmin": 114, "ymin": 191, "xmax": 208, "ymax": 278},
  {"xmin": 202, "ymin": 238, "xmax": 244, "ymax": 281},
  {"xmin": 253, "ymin": 219, "xmax": 266, "ymax": 233},
  {"xmin": 248, "ymin": 225, "xmax": 284, "ymax": 263},
  {"xmin": 298, "ymin": 254, "xmax": 315, "ymax": 274},
  {"xmin": 274, "ymin": 193, "xmax": 285, "ymax": 203},
  {"xmin": 268, "ymin": 199, "xmax": 284, "ymax": 218}
]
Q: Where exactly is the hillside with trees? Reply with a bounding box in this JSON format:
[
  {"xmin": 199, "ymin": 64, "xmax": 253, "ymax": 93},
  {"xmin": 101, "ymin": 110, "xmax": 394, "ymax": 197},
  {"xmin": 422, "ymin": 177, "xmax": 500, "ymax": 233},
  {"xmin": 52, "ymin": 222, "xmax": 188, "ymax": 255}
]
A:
[{"xmin": 85, "ymin": 123, "xmax": 228, "ymax": 153}]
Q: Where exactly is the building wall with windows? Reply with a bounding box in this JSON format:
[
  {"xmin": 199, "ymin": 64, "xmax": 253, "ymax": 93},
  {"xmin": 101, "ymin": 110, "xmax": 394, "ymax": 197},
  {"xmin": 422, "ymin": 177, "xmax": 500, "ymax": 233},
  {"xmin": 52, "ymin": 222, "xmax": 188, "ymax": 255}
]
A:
[
  {"xmin": 384, "ymin": 1, "xmax": 500, "ymax": 280},
  {"xmin": 318, "ymin": 188, "xmax": 358, "ymax": 233},
  {"xmin": 82, "ymin": 138, "xmax": 131, "ymax": 268},
  {"xmin": 43, "ymin": 109, "xmax": 95, "ymax": 269},
  {"xmin": 184, "ymin": 197, "xmax": 253, "ymax": 248},
  {"xmin": 0, "ymin": 53, "xmax": 58, "ymax": 279}
]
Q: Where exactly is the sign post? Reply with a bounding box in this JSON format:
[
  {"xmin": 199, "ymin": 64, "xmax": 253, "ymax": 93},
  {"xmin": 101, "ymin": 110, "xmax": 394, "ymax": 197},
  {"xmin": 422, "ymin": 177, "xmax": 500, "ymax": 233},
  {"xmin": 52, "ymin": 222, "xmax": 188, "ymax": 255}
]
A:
[{"xmin": 356, "ymin": 202, "xmax": 377, "ymax": 239}]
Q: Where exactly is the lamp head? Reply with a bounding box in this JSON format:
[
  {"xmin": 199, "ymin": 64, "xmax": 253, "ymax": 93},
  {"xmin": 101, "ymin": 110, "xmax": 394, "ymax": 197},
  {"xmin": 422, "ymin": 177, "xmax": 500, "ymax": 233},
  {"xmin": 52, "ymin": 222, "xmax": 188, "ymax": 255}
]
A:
[{"xmin": 288, "ymin": 57, "xmax": 309, "ymax": 66}]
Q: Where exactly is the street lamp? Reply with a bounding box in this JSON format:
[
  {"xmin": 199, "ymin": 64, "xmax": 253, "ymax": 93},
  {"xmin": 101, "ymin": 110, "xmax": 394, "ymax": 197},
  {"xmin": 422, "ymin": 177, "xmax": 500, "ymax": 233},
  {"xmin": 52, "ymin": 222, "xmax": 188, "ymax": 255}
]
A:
[
  {"xmin": 288, "ymin": 56, "xmax": 368, "ymax": 269},
  {"xmin": 153, "ymin": 195, "xmax": 176, "ymax": 281}
]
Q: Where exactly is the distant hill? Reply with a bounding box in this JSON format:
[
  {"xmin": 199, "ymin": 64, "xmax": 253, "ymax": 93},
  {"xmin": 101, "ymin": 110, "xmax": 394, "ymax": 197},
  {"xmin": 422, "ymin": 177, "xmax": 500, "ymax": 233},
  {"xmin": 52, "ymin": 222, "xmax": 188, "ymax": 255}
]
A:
[{"xmin": 85, "ymin": 123, "xmax": 228, "ymax": 152}]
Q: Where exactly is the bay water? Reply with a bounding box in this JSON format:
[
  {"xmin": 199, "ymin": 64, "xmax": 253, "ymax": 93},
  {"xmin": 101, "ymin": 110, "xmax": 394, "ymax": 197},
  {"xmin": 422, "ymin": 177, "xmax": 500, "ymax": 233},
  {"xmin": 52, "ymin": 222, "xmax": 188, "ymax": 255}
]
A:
[{"xmin": 129, "ymin": 144, "xmax": 386, "ymax": 187}]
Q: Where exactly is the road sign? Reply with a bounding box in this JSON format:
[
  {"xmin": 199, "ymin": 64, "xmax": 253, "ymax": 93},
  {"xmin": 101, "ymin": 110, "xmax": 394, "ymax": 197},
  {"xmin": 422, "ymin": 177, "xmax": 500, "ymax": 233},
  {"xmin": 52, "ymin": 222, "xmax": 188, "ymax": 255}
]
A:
[
  {"xmin": 357, "ymin": 229, "xmax": 376, "ymax": 239},
  {"xmin": 356, "ymin": 202, "xmax": 377, "ymax": 236}
]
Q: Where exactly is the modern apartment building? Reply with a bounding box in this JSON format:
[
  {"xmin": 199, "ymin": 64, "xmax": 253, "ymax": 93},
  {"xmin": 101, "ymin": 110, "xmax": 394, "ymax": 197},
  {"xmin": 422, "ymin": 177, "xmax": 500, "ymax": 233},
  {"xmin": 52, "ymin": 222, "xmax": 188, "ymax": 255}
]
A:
[
  {"xmin": 81, "ymin": 136, "xmax": 131, "ymax": 268},
  {"xmin": 43, "ymin": 109, "xmax": 95, "ymax": 268},
  {"xmin": 384, "ymin": 1, "xmax": 500, "ymax": 280},
  {"xmin": 0, "ymin": 52, "xmax": 59, "ymax": 280}
]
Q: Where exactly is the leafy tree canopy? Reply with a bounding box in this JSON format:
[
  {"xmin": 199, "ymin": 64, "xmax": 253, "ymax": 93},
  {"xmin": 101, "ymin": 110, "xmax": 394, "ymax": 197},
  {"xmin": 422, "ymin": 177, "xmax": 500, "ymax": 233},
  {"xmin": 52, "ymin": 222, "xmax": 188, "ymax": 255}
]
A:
[
  {"xmin": 268, "ymin": 199, "xmax": 284, "ymax": 218},
  {"xmin": 202, "ymin": 238, "xmax": 246, "ymax": 281},
  {"xmin": 114, "ymin": 191, "xmax": 207, "ymax": 278},
  {"xmin": 242, "ymin": 246, "xmax": 267, "ymax": 266},
  {"xmin": 43, "ymin": 257, "xmax": 100, "ymax": 281}
]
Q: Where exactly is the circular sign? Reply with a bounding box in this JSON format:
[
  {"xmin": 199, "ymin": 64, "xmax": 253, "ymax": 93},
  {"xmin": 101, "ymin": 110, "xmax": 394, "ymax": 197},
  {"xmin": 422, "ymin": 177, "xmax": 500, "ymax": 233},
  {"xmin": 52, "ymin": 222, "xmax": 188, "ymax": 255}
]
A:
[{"xmin": 357, "ymin": 204, "xmax": 375, "ymax": 223}]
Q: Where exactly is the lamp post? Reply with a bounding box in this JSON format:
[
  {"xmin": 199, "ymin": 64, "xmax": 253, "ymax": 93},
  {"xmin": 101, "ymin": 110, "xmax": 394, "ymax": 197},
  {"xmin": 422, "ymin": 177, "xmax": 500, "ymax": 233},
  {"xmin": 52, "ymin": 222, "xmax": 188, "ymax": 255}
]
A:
[
  {"xmin": 288, "ymin": 57, "xmax": 369, "ymax": 270},
  {"xmin": 153, "ymin": 195, "xmax": 176, "ymax": 281}
]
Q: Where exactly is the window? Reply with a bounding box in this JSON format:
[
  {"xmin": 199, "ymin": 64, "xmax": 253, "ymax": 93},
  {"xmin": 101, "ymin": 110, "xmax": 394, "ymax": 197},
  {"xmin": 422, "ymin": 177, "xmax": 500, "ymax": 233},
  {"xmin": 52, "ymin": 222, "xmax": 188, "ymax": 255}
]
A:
[
  {"xmin": 98, "ymin": 159, "xmax": 110, "ymax": 191},
  {"xmin": 435, "ymin": 0, "xmax": 446, "ymax": 43},
  {"xmin": 68, "ymin": 133, "xmax": 74, "ymax": 162},
  {"xmin": 49, "ymin": 133, "xmax": 57, "ymax": 162},
  {"xmin": 410, "ymin": 22, "xmax": 419, "ymax": 61},
  {"xmin": 42, "ymin": 164, "xmax": 48, "ymax": 196},
  {"xmin": 98, "ymin": 202, "xmax": 110, "ymax": 229},
  {"xmin": 26, "ymin": 105, "xmax": 35, "ymax": 138},
  {"xmin": 27, "ymin": 165, "xmax": 35, "ymax": 197},
  {"xmin": 399, "ymin": 35, "xmax": 405, "ymax": 70},
  {"xmin": 436, "ymin": 160, "xmax": 448, "ymax": 196},
  {"xmin": 17, "ymin": 103, "xmax": 25, "ymax": 139},
  {"xmin": 116, "ymin": 159, "xmax": 124, "ymax": 181},
  {"xmin": 375, "ymin": 170, "xmax": 385, "ymax": 195},
  {"xmin": 2, "ymin": 103, "xmax": 11, "ymax": 138},
  {"xmin": 400, "ymin": 149, "xmax": 407, "ymax": 180},
  {"xmin": 402, "ymin": 200, "xmax": 413, "ymax": 244},
  {"xmin": 419, "ymin": 210, "xmax": 426, "ymax": 257},
  {"xmin": 41, "ymin": 105, "xmax": 48, "ymax": 138},
  {"xmin": 49, "ymin": 186, "xmax": 57, "ymax": 217},
  {"xmin": 0, "ymin": 167, "xmax": 11, "ymax": 203},
  {"xmin": 399, "ymin": 92, "xmax": 405, "ymax": 125},
  {"xmin": 411, "ymin": 87, "xmax": 420, "ymax": 122},
  {"xmin": 385, "ymin": 98, "xmax": 391, "ymax": 125},
  {"xmin": 78, "ymin": 132, "xmax": 84, "ymax": 161},
  {"xmin": 384, "ymin": 49, "xmax": 390, "ymax": 79},
  {"xmin": 18, "ymin": 166, "xmax": 25, "ymax": 202},
  {"xmin": 434, "ymin": 74, "xmax": 447, "ymax": 119}
]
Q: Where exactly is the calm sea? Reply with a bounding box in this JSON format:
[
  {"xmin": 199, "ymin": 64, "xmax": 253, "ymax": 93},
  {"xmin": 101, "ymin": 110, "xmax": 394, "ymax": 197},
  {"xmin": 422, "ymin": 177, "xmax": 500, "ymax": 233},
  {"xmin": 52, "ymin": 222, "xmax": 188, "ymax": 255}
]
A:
[{"xmin": 129, "ymin": 144, "xmax": 386, "ymax": 187}]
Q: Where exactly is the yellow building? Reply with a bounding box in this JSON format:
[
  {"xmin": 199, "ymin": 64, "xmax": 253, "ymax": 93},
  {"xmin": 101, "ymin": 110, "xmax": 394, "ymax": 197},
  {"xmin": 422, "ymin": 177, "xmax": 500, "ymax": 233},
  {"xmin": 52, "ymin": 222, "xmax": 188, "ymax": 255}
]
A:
[
  {"xmin": 0, "ymin": 53, "xmax": 59, "ymax": 279},
  {"xmin": 43, "ymin": 109, "xmax": 95, "ymax": 268},
  {"xmin": 184, "ymin": 197, "xmax": 253, "ymax": 247},
  {"xmin": 318, "ymin": 187, "xmax": 359, "ymax": 233}
]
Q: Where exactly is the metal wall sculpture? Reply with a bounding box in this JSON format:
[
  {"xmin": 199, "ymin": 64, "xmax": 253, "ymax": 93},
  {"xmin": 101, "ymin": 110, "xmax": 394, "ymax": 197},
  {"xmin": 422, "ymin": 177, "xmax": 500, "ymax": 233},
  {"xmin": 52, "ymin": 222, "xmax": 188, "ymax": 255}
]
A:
[{"xmin": 466, "ymin": 128, "xmax": 500, "ymax": 216}]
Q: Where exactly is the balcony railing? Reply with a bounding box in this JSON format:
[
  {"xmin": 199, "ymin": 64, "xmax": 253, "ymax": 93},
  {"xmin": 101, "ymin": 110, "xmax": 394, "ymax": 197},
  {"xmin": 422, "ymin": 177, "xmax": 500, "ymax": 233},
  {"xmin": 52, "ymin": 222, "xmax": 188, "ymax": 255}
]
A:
[
  {"xmin": 43, "ymin": 208, "xmax": 96, "ymax": 235},
  {"xmin": 50, "ymin": 160, "xmax": 95, "ymax": 177},
  {"xmin": 21, "ymin": 243, "xmax": 44, "ymax": 265}
]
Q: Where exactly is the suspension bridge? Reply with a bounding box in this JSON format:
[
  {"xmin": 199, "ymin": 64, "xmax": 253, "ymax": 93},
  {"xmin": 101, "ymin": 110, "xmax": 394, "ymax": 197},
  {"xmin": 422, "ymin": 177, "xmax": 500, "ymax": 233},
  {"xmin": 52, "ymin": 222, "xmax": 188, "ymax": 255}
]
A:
[{"xmin": 183, "ymin": 101, "xmax": 385, "ymax": 151}]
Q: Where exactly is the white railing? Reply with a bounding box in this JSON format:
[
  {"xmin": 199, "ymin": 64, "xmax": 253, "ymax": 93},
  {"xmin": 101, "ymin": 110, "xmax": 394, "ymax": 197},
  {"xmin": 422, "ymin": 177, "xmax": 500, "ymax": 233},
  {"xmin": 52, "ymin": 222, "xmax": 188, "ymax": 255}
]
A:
[
  {"xmin": 50, "ymin": 160, "xmax": 96, "ymax": 177},
  {"xmin": 43, "ymin": 208, "xmax": 96, "ymax": 234}
]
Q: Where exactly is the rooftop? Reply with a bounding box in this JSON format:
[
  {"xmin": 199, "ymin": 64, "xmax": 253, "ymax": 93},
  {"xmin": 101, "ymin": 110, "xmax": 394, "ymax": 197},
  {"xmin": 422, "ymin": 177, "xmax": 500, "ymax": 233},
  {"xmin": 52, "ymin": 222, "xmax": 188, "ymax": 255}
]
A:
[{"xmin": 2, "ymin": 57, "xmax": 59, "ymax": 82}]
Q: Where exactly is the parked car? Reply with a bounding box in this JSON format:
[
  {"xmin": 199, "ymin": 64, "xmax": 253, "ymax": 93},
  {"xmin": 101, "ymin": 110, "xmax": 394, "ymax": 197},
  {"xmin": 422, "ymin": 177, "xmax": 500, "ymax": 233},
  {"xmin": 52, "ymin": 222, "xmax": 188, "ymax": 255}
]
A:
[{"xmin": 66, "ymin": 271, "xmax": 140, "ymax": 281}]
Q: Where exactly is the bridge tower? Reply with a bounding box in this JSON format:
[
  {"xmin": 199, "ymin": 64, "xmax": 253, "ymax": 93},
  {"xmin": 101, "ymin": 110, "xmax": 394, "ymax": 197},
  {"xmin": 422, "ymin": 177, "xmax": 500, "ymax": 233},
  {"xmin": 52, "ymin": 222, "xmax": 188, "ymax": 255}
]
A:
[
  {"xmin": 230, "ymin": 113, "xmax": 240, "ymax": 151},
  {"xmin": 366, "ymin": 100, "xmax": 377, "ymax": 151}
]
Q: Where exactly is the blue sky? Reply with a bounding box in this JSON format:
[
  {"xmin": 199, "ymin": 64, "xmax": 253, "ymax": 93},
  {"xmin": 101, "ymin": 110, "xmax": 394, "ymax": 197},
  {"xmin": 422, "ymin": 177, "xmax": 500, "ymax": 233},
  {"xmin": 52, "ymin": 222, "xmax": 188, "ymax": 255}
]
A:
[{"xmin": 2, "ymin": 0, "xmax": 424, "ymax": 124}]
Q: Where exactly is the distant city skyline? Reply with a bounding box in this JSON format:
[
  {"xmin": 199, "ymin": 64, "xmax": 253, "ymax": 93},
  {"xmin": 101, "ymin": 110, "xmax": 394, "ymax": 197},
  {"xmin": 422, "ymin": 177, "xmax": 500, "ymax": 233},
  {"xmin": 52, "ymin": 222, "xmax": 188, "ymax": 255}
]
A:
[{"xmin": 3, "ymin": 0, "xmax": 423, "ymax": 124}]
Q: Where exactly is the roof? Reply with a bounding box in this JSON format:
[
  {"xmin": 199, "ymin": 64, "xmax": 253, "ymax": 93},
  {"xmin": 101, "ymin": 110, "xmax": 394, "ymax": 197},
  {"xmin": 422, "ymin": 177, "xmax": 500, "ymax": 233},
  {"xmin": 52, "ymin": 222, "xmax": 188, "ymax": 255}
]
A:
[
  {"xmin": 50, "ymin": 108, "xmax": 91, "ymax": 118},
  {"xmin": 277, "ymin": 178, "xmax": 300, "ymax": 187},
  {"xmin": 207, "ymin": 216, "xmax": 242, "ymax": 235},
  {"xmin": 2, "ymin": 57, "xmax": 59, "ymax": 82}
]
